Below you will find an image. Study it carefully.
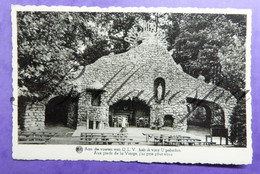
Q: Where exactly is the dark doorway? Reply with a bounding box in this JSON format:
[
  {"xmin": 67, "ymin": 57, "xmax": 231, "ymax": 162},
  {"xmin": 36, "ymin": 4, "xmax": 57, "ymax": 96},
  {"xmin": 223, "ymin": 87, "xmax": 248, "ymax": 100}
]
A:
[
  {"xmin": 187, "ymin": 104, "xmax": 212, "ymax": 128},
  {"xmin": 164, "ymin": 115, "xmax": 174, "ymax": 127},
  {"xmin": 45, "ymin": 96, "xmax": 78, "ymax": 129},
  {"xmin": 109, "ymin": 98, "xmax": 150, "ymax": 127},
  {"xmin": 18, "ymin": 96, "xmax": 27, "ymax": 130},
  {"xmin": 89, "ymin": 121, "xmax": 93, "ymax": 129}
]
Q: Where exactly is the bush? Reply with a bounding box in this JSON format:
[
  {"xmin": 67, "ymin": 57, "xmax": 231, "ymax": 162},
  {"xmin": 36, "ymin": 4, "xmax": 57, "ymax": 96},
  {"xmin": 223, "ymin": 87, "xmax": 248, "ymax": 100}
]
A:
[{"xmin": 230, "ymin": 98, "xmax": 247, "ymax": 147}]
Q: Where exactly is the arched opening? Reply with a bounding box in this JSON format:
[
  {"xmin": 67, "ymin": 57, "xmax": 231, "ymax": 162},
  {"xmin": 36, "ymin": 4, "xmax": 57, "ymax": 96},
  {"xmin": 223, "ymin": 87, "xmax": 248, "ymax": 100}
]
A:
[
  {"xmin": 154, "ymin": 77, "xmax": 166, "ymax": 103},
  {"xmin": 163, "ymin": 115, "xmax": 174, "ymax": 127},
  {"xmin": 45, "ymin": 96, "xmax": 78, "ymax": 129},
  {"xmin": 186, "ymin": 97, "xmax": 225, "ymax": 133},
  {"xmin": 109, "ymin": 98, "xmax": 150, "ymax": 127},
  {"xmin": 187, "ymin": 104, "xmax": 212, "ymax": 128}
]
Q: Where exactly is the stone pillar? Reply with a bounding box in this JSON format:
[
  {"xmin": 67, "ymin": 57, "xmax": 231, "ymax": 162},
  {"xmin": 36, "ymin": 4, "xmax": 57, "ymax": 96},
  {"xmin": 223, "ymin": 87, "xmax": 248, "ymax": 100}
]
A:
[
  {"xmin": 23, "ymin": 103, "xmax": 45, "ymax": 131},
  {"xmin": 99, "ymin": 121, "xmax": 104, "ymax": 129},
  {"xmin": 173, "ymin": 103, "xmax": 188, "ymax": 131},
  {"xmin": 97, "ymin": 121, "xmax": 100, "ymax": 129},
  {"xmin": 86, "ymin": 118, "xmax": 89, "ymax": 129},
  {"xmin": 223, "ymin": 107, "xmax": 234, "ymax": 136},
  {"xmin": 93, "ymin": 120, "xmax": 96, "ymax": 130},
  {"xmin": 77, "ymin": 95, "xmax": 86, "ymax": 127},
  {"xmin": 77, "ymin": 93, "xmax": 91, "ymax": 128}
]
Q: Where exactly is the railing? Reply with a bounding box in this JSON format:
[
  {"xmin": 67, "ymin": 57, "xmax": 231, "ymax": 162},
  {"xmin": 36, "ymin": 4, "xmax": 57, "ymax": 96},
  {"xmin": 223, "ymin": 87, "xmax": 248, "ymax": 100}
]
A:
[{"xmin": 18, "ymin": 131, "xmax": 56, "ymax": 144}]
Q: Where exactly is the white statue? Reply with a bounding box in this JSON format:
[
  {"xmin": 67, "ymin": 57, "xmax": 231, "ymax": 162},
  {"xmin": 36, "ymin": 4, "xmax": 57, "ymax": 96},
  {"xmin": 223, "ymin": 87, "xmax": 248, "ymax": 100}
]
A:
[
  {"xmin": 157, "ymin": 83, "xmax": 163, "ymax": 100},
  {"xmin": 120, "ymin": 117, "xmax": 127, "ymax": 133},
  {"xmin": 121, "ymin": 117, "xmax": 127, "ymax": 128}
]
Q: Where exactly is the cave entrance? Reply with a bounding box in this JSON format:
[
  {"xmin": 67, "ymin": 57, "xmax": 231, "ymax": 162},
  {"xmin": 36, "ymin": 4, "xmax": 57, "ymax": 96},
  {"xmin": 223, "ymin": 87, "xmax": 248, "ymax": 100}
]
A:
[
  {"xmin": 45, "ymin": 96, "xmax": 78, "ymax": 129},
  {"xmin": 109, "ymin": 98, "xmax": 150, "ymax": 127}
]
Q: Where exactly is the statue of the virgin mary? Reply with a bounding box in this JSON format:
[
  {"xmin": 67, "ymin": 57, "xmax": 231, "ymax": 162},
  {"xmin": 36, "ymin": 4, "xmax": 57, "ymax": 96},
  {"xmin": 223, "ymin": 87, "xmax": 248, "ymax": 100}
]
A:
[{"xmin": 157, "ymin": 83, "xmax": 163, "ymax": 101}]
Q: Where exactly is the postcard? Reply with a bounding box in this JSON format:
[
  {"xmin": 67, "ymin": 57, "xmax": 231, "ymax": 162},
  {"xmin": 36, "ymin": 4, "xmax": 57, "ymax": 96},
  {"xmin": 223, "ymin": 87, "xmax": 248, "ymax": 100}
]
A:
[{"xmin": 12, "ymin": 5, "xmax": 252, "ymax": 164}]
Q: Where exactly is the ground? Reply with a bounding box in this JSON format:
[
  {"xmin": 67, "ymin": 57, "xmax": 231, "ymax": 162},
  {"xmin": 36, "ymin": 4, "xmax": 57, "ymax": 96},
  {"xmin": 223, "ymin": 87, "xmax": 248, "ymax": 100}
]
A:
[{"xmin": 39, "ymin": 125, "xmax": 231, "ymax": 146}]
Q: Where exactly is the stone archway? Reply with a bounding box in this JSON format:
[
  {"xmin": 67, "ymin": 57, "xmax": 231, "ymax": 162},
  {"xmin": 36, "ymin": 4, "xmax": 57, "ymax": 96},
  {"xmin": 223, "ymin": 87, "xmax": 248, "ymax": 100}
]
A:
[
  {"xmin": 186, "ymin": 97, "xmax": 225, "ymax": 129},
  {"xmin": 109, "ymin": 98, "xmax": 150, "ymax": 127},
  {"xmin": 45, "ymin": 96, "xmax": 78, "ymax": 129}
]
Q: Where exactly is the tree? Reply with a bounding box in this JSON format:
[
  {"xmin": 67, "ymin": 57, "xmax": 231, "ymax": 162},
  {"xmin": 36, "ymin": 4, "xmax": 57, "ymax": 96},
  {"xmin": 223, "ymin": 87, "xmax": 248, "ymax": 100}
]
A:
[
  {"xmin": 17, "ymin": 12, "xmax": 247, "ymax": 145},
  {"xmin": 230, "ymin": 98, "xmax": 247, "ymax": 147},
  {"xmin": 170, "ymin": 14, "xmax": 247, "ymax": 146},
  {"xmin": 106, "ymin": 12, "xmax": 152, "ymax": 53},
  {"xmin": 171, "ymin": 14, "xmax": 246, "ymax": 96},
  {"xmin": 17, "ymin": 12, "xmax": 111, "ymax": 101}
]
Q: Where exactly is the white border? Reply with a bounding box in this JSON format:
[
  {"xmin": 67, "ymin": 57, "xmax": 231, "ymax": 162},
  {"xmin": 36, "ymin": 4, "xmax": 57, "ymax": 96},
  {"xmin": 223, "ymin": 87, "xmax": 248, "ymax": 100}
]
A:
[{"xmin": 12, "ymin": 5, "xmax": 252, "ymax": 164}]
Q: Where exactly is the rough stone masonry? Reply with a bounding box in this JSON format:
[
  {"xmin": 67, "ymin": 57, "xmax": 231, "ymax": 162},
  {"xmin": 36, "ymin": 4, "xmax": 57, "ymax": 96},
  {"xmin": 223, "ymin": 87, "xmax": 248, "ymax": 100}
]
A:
[
  {"xmin": 21, "ymin": 25, "xmax": 237, "ymax": 133},
  {"xmin": 72, "ymin": 40, "xmax": 237, "ymax": 132}
]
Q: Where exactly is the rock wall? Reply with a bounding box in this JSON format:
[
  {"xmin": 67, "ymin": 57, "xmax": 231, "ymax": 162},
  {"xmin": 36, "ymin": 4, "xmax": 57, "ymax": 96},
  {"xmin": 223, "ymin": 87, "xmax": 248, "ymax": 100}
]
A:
[
  {"xmin": 74, "ymin": 43, "xmax": 237, "ymax": 132},
  {"xmin": 77, "ymin": 92, "xmax": 108, "ymax": 129},
  {"xmin": 67, "ymin": 100, "xmax": 78, "ymax": 129},
  {"xmin": 77, "ymin": 93, "xmax": 89, "ymax": 127},
  {"xmin": 22, "ymin": 104, "xmax": 45, "ymax": 131},
  {"xmin": 20, "ymin": 42, "xmax": 237, "ymax": 133}
]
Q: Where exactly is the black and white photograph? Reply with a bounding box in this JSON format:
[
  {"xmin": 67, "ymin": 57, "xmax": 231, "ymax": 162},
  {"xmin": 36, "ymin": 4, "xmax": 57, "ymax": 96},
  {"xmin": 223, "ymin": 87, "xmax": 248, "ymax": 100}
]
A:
[{"xmin": 12, "ymin": 6, "xmax": 252, "ymax": 164}]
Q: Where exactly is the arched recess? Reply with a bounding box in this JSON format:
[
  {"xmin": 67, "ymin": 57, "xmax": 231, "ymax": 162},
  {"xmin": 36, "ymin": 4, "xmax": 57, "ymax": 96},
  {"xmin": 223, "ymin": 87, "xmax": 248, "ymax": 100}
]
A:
[
  {"xmin": 45, "ymin": 96, "xmax": 78, "ymax": 129},
  {"xmin": 163, "ymin": 115, "xmax": 174, "ymax": 127},
  {"xmin": 154, "ymin": 77, "xmax": 166, "ymax": 103},
  {"xmin": 109, "ymin": 98, "xmax": 150, "ymax": 127},
  {"xmin": 186, "ymin": 97, "xmax": 225, "ymax": 129}
]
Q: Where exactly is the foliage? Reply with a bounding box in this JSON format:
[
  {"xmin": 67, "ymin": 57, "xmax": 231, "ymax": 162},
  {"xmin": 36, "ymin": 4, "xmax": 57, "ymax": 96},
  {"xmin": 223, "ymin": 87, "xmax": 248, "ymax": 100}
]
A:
[
  {"xmin": 169, "ymin": 14, "xmax": 247, "ymax": 145},
  {"xmin": 17, "ymin": 12, "xmax": 247, "ymax": 145},
  {"xmin": 17, "ymin": 12, "xmax": 153, "ymax": 101},
  {"xmin": 18, "ymin": 12, "xmax": 247, "ymax": 99},
  {"xmin": 172, "ymin": 14, "xmax": 246, "ymax": 96},
  {"xmin": 230, "ymin": 98, "xmax": 247, "ymax": 147},
  {"xmin": 17, "ymin": 12, "xmax": 100, "ymax": 100}
]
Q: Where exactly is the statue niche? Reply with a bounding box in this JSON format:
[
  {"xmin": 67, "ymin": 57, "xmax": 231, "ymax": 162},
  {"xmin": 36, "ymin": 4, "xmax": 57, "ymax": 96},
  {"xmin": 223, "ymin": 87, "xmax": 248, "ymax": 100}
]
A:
[{"xmin": 154, "ymin": 77, "xmax": 166, "ymax": 104}]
